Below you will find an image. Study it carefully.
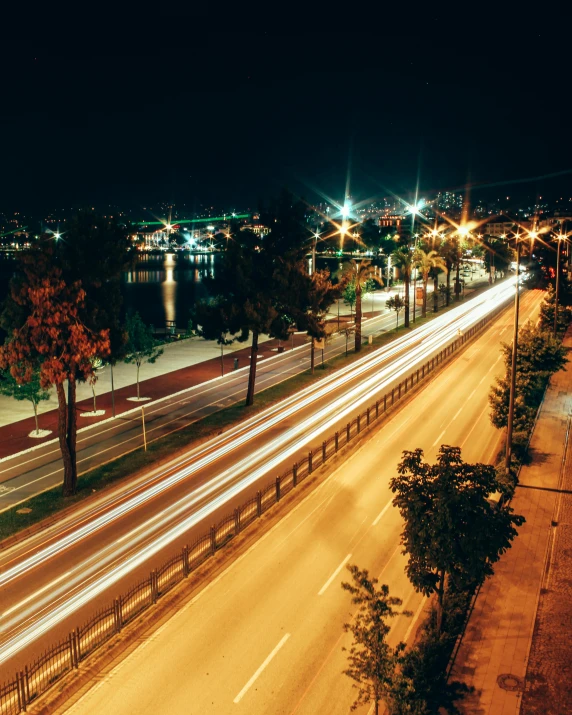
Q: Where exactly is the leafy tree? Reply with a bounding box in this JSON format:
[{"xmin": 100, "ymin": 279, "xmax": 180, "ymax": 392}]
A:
[
  {"xmin": 390, "ymin": 445, "xmax": 524, "ymax": 632},
  {"xmin": 392, "ymin": 247, "xmax": 413, "ymax": 327},
  {"xmin": 386, "ymin": 295, "xmax": 405, "ymax": 329},
  {"xmin": 538, "ymin": 284, "xmax": 572, "ymax": 334},
  {"xmin": 489, "ymin": 321, "xmax": 568, "ymax": 432},
  {"xmin": 415, "ymin": 249, "xmax": 447, "ymax": 318},
  {"xmin": 343, "ymin": 281, "xmax": 357, "ymax": 317},
  {"xmin": 124, "ymin": 312, "xmax": 164, "ymax": 399},
  {"xmin": 0, "ymin": 363, "xmax": 50, "ymax": 435},
  {"xmin": 342, "ymin": 260, "xmax": 383, "ymax": 351},
  {"xmin": 483, "ymin": 237, "xmax": 514, "ymax": 279},
  {"xmin": 0, "ymin": 255, "xmax": 110, "ymax": 495},
  {"xmin": 342, "ymin": 565, "xmax": 409, "ymax": 715}
]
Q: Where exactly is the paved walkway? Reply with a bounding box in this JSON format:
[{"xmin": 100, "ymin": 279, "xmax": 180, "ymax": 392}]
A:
[{"xmin": 450, "ymin": 330, "xmax": 572, "ymax": 714}]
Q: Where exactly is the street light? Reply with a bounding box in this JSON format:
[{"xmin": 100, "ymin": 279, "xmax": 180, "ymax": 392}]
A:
[
  {"xmin": 505, "ymin": 228, "xmax": 536, "ymax": 474},
  {"xmin": 312, "ymin": 231, "xmax": 320, "ymax": 276},
  {"xmin": 554, "ymin": 233, "xmax": 567, "ymax": 336}
]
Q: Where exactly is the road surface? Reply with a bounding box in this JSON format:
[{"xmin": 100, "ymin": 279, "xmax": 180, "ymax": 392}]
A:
[
  {"xmin": 0, "ymin": 281, "xmax": 521, "ymax": 679},
  {"xmin": 57, "ymin": 289, "xmax": 543, "ymax": 715}
]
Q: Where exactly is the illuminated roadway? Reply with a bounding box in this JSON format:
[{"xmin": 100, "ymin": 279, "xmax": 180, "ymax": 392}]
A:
[
  {"xmin": 0, "ymin": 281, "xmax": 523, "ymax": 679},
  {"xmin": 58, "ymin": 287, "xmax": 544, "ymax": 715},
  {"xmin": 0, "ymin": 301, "xmax": 420, "ymax": 510}
]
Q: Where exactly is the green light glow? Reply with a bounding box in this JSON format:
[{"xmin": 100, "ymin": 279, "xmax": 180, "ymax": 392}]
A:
[{"xmin": 137, "ymin": 214, "xmax": 250, "ymax": 227}]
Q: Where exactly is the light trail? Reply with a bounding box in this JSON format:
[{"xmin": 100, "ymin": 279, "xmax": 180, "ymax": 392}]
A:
[{"xmin": 0, "ymin": 280, "xmax": 517, "ymax": 664}]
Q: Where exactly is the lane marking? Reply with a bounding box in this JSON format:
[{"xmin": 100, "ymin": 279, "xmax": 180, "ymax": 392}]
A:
[
  {"xmin": 318, "ymin": 554, "xmax": 352, "ymax": 596},
  {"xmin": 233, "ymin": 633, "xmax": 291, "ymax": 704},
  {"xmin": 372, "ymin": 500, "xmax": 393, "ymax": 526},
  {"xmin": 432, "ymin": 429, "xmax": 446, "ymax": 448}
]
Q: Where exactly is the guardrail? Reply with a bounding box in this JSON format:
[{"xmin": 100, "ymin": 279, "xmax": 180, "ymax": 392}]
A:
[{"xmin": 0, "ymin": 302, "xmax": 507, "ymax": 715}]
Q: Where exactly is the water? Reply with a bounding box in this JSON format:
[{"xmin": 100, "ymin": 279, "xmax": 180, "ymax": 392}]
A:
[{"xmin": 0, "ymin": 253, "xmax": 384, "ymax": 332}]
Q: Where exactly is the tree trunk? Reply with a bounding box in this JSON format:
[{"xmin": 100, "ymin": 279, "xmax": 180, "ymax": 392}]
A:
[
  {"xmin": 355, "ymin": 285, "xmax": 362, "ymax": 352},
  {"xmin": 32, "ymin": 400, "xmax": 39, "ymax": 435},
  {"xmin": 455, "ymin": 259, "xmax": 461, "ymax": 301},
  {"xmin": 422, "ymin": 277, "xmax": 428, "ymax": 318},
  {"xmin": 310, "ymin": 338, "xmax": 315, "ymax": 374},
  {"xmin": 66, "ymin": 375, "xmax": 78, "ymax": 495},
  {"xmin": 56, "ymin": 383, "xmax": 74, "ymax": 496},
  {"xmin": 404, "ymin": 273, "xmax": 410, "ymax": 328},
  {"xmin": 220, "ymin": 342, "xmax": 224, "ymax": 377},
  {"xmin": 436, "ymin": 568, "xmax": 445, "ymax": 633},
  {"xmin": 433, "ymin": 272, "xmax": 439, "ymax": 312},
  {"xmin": 92, "ymin": 383, "xmax": 97, "ymax": 413},
  {"xmin": 245, "ymin": 330, "xmax": 259, "ymax": 406},
  {"xmin": 446, "ymin": 264, "xmax": 452, "ymax": 306},
  {"xmin": 136, "ymin": 362, "xmax": 141, "ymax": 400}
]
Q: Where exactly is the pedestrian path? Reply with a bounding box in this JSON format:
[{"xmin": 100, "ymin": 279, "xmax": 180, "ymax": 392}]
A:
[{"xmin": 450, "ymin": 329, "xmax": 572, "ymax": 714}]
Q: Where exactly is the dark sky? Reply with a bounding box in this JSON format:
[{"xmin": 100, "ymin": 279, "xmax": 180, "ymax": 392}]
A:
[{"xmin": 2, "ymin": 8, "xmax": 571, "ymax": 216}]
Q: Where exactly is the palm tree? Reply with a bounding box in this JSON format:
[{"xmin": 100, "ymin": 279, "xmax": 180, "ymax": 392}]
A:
[
  {"xmin": 415, "ymin": 249, "xmax": 447, "ymax": 318},
  {"xmin": 342, "ymin": 260, "xmax": 383, "ymax": 352},
  {"xmin": 392, "ymin": 246, "xmax": 414, "ymax": 328}
]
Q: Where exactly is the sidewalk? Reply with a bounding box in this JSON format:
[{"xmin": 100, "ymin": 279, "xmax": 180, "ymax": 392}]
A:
[{"xmin": 450, "ymin": 330, "xmax": 572, "ymax": 714}]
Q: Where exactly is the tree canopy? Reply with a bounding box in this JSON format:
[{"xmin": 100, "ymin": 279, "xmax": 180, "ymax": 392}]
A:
[{"xmin": 390, "ymin": 445, "xmax": 524, "ymax": 631}]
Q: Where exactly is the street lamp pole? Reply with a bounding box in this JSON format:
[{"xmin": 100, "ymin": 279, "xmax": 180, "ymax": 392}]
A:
[
  {"xmin": 505, "ymin": 239, "xmax": 521, "ymax": 474},
  {"xmin": 554, "ymin": 234, "xmax": 564, "ymax": 336}
]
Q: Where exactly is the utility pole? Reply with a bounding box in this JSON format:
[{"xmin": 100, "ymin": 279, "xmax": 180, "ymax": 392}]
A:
[{"xmin": 505, "ymin": 241, "xmax": 521, "ymax": 474}]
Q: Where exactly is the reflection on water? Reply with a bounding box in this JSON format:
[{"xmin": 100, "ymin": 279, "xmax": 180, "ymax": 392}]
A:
[{"xmin": 122, "ymin": 252, "xmax": 217, "ymax": 329}]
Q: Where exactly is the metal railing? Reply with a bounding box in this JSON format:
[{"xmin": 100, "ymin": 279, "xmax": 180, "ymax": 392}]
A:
[{"xmin": 0, "ymin": 306, "xmax": 504, "ymax": 714}]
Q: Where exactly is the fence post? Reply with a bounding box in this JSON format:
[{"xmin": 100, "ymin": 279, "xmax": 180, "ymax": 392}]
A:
[
  {"xmin": 234, "ymin": 507, "xmax": 241, "ymax": 533},
  {"xmin": 182, "ymin": 546, "xmax": 189, "ymax": 577},
  {"xmin": 275, "ymin": 477, "xmax": 281, "ymax": 502},
  {"xmin": 18, "ymin": 671, "xmax": 25, "ymax": 712},
  {"xmin": 210, "ymin": 526, "xmax": 216, "ymax": 555},
  {"xmin": 347, "ymin": 422, "xmax": 351, "ymax": 442},
  {"xmin": 114, "ymin": 598, "xmax": 122, "ymax": 632},
  {"xmin": 375, "ymin": 400, "xmax": 379, "ymax": 418},
  {"xmin": 398, "ymin": 383, "xmax": 402, "ymax": 399},
  {"xmin": 23, "ymin": 666, "xmax": 30, "ymax": 709},
  {"xmin": 417, "ymin": 368, "xmax": 419, "ymax": 382},
  {"xmin": 69, "ymin": 632, "xmax": 76, "ymax": 670},
  {"xmin": 335, "ymin": 432, "xmax": 339, "ymax": 452},
  {"xmin": 293, "ymin": 463, "xmax": 298, "ymax": 486},
  {"xmin": 256, "ymin": 490, "xmax": 262, "ymax": 517},
  {"xmin": 392, "ymin": 388, "xmax": 395, "ymax": 405},
  {"xmin": 357, "ymin": 415, "xmax": 361, "ymax": 434},
  {"xmin": 384, "ymin": 394, "xmax": 387, "ymax": 411},
  {"xmin": 367, "ymin": 407, "xmax": 370, "ymax": 425},
  {"xmin": 432, "ymin": 357, "xmax": 435, "ymax": 369},
  {"xmin": 322, "ymin": 441, "xmax": 327, "ymax": 462},
  {"xmin": 308, "ymin": 451, "xmax": 313, "ymax": 474},
  {"xmin": 404, "ymin": 377, "xmax": 408, "ymax": 393},
  {"xmin": 422, "ymin": 364, "xmax": 425, "ymax": 378}
]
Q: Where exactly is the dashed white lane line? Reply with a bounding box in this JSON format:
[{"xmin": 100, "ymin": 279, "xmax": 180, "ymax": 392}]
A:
[
  {"xmin": 432, "ymin": 429, "xmax": 446, "ymax": 448},
  {"xmin": 372, "ymin": 499, "xmax": 393, "ymax": 526},
  {"xmin": 233, "ymin": 633, "xmax": 291, "ymax": 704},
  {"xmin": 318, "ymin": 554, "xmax": 353, "ymax": 596}
]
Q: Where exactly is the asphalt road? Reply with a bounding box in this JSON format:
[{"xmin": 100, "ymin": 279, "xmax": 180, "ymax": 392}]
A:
[
  {"xmin": 57, "ymin": 288, "xmax": 543, "ymax": 715},
  {"xmin": 0, "ymin": 303, "xmax": 412, "ymax": 510},
  {"xmin": 0, "ymin": 279, "xmax": 488, "ymax": 511},
  {"xmin": 0, "ymin": 281, "xmax": 522, "ymax": 678}
]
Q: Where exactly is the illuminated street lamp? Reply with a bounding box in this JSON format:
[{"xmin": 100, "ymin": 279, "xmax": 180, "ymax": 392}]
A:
[
  {"xmin": 505, "ymin": 228, "xmax": 536, "ymax": 474},
  {"xmin": 554, "ymin": 232, "xmax": 567, "ymax": 336},
  {"xmin": 312, "ymin": 231, "xmax": 320, "ymax": 275}
]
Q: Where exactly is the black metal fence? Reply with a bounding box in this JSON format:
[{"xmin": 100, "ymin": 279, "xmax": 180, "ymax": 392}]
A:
[{"xmin": 0, "ymin": 308, "xmax": 503, "ymax": 714}]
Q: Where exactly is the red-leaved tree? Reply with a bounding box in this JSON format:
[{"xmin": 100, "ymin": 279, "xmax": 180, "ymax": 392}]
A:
[{"xmin": 0, "ymin": 259, "xmax": 110, "ymax": 496}]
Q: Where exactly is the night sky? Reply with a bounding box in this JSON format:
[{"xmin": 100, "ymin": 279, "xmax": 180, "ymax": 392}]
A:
[{"xmin": 2, "ymin": 8, "xmax": 571, "ymax": 216}]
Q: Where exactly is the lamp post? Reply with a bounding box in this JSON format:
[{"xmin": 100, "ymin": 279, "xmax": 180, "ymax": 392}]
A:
[
  {"xmin": 554, "ymin": 233, "xmax": 566, "ymax": 336},
  {"xmin": 505, "ymin": 230, "xmax": 535, "ymax": 474},
  {"xmin": 412, "ymin": 233, "xmax": 419, "ymax": 322},
  {"xmin": 312, "ymin": 232, "xmax": 319, "ymax": 276}
]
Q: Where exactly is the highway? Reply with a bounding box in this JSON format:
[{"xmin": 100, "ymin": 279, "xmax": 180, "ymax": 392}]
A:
[
  {"xmin": 0, "ymin": 299, "xmax": 421, "ymax": 510},
  {"xmin": 0, "ymin": 281, "xmax": 522, "ymax": 680},
  {"xmin": 56, "ymin": 288, "xmax": 543, "ymax": 715}
]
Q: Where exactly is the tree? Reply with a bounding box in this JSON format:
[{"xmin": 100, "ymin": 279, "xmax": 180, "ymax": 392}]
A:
[
  {"xmin": 386, "ymin": 295, "xmax": 405, "ymax": 329},
  {"xmin": 342, "ymin": 565, "xmax": 409, "ymax": 715},
  {"xmin": 343, "ymin": 281, "xmax": 357, "ymax": 317},
  {"xmin": 0, "ymin": 363, "xmax": 50, "ymax": 435},
  {"xmin": 538, "ymin": 284, "xmax": 572, "ymax": 334},
  {"xmin": 489, "ymin": 321, "xmax": 568, "ymax": 432},
  {"xmin": 0, "ymin": 257, "xmax": 110, "ymax": 495},
  {"xmin": 390, "ymin": 445, "xmax": 524, "ymax": 632},
  {"xmin": 415, "ymin": 249, "xmax": 447, "ymax": 318},
  {"xmin": 342, "ymin": 260, "xmax": 383, "ymax": 352},
  {"xmin": 392, "ymin": 247, "xmax": 413, "ymax": 327},
  {"xmin": 483, "ymin": 237, "xmax": 514, "ymax": 279},
  {"xmin": 124, "ymin": 312, "xmax": 164, "ymax": 400}
]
